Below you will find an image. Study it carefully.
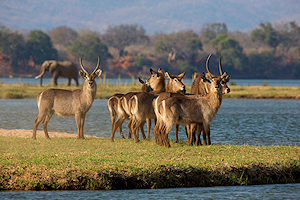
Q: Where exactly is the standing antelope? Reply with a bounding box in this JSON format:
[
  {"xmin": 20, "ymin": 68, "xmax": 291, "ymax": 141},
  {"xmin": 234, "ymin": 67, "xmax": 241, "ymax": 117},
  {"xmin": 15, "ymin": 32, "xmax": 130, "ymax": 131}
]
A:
[
  {"xmin": 154, "ymin": 75, "xmax": 227, "ymax": 148},
  {"xmin": 32, "ymin": 55, "xmax": 102, "ymax": 139},
  {"xmin": 189, "ymin": 54, "xmax": 230, "ymax": 145},
  {"xmin": 107, "ymin": 78, "xmax": 152, "ymax": 139},
  {"xmin": 110, "ymin": 68, "xmax": 164, "ymax": 142},
  {"xmin": 128, "ymin": 71, "xmax": 186, "ymax": 143}
]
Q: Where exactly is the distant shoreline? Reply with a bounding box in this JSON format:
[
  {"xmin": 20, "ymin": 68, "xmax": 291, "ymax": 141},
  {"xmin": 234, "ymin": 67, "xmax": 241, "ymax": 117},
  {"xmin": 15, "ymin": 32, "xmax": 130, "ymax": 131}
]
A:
[{"xmin": 1, "ymin": 84, "xmax": 300, "ymax": 99}]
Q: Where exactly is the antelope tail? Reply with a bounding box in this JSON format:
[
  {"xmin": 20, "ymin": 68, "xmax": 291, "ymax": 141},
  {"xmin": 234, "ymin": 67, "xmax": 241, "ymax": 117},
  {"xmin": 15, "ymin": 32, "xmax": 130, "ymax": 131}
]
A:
[
  {"xmin": 117, "ymin": 99, "xmax": 125, "ymax": 119},
  {"xmin": 130, "ymin": 95, "xmax": 139, "ymax": 115},
  {"xmin": 122, "ymin": 97, "xmax": 130, "ymax": 115},
  {"xmin": 154, "ymin": 96, "xmax": 166, "ymax": 121}
]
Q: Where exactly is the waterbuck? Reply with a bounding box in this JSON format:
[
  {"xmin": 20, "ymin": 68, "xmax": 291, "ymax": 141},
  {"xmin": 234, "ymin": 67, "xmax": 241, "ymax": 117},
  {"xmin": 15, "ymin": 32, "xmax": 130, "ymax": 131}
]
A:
[
  {"xmin": 128, "ymin": 71, "xmax": 186, "ymax": 143},
  {"xmin": 189, "ymin": 54, "xmax": 230, "ymax": 145},
  {"xmin": 154, "ymin": 75, "xmax": 227, "ymax": 148},
  {"xmin": 107, "ymin": 77, "xmax": 152, "ymax": 139},
  {"xmin": 110, "ymin": 68, "xmax": 165, "ymax": 142},
  {"xmin": 32, "ymin": 55, "xmax": 102, "ymax": 139}
]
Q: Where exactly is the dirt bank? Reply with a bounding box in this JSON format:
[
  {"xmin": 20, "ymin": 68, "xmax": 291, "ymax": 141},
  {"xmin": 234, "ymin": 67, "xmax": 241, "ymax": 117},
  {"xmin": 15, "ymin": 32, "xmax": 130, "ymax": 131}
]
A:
[{"xmin": 0, "ymin": 128, "xmax": 96, "ymax": 138}]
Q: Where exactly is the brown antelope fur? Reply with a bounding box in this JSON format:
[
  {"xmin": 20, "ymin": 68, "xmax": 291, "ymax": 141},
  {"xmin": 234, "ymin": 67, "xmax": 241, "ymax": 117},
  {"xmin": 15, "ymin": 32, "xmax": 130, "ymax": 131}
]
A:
[
  {"xmin": 32, "ymin": 55, "xmax": 102, "ymax": 139},
  {"xmin": 128, "ymin": 71, "xmax": 186, "ymax": 143},
  {"xmin": 107, "ymin": 78, "xmax": 152, "ymax": 139},
  {"xmin": 189, "ymin": 54, "xmax": 230, "ymax": 145},
  {"xmin": 154, "ymin": 75, "xmax": 227, "ymax": 148},
  {"xmin": 110, "ymin": 68, "xmax": 164, "ymax": 142}
]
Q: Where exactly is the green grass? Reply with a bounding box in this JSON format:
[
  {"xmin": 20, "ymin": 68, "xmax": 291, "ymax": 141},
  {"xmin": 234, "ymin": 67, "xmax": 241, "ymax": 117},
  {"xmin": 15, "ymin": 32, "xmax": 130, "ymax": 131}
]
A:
[
  {"xmin": 225, "ymin": 85, "xmax": 300, "ymax": 99},
  {"xmin": 0, "ymin": 136, "xmax": 299, "ymax": 190},
  {"xmin": 1, "ymin": 83, "xmax": 299, "ymax": 99}
]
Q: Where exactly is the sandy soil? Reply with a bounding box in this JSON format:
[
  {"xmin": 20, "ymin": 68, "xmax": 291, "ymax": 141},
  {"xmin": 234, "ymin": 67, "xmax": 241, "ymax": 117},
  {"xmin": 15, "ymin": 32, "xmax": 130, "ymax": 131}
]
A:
[{"xmin": 0, "ymin": 128, "xmax": 97, "ymax": 138}]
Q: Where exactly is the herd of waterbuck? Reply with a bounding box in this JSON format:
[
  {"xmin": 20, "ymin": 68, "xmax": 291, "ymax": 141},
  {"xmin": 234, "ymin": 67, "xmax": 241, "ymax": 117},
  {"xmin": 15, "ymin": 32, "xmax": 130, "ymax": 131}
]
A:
[{"xmin": 32, "ymin": 54, "xmax": 230, "ymax": 148}]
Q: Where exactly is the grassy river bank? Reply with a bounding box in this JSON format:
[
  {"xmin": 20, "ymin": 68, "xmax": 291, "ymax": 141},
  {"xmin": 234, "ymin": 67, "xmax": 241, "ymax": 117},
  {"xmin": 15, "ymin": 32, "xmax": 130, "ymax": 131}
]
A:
[
  {"xmin": 0, "ymin": 83, "xmax": 300, "ymax": 99},
  {"xmin": 0, "ymin": 136, "xmax": 299, "ymax": 190}
]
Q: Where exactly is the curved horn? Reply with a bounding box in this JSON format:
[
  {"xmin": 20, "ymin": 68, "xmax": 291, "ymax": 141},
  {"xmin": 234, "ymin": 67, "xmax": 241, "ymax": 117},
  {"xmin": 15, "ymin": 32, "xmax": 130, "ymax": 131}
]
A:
[
  {"xmin": 79, "ymin": 57, "xmax": 89, "ymax": 75},
  {"xmin": 206, "ymin": 54, "xmax": 213, "ymax": 75},
  {"xmin": 219, "ymin": 54, "xmax": 223, "ymax": 75},
  {"xmin": 92, "ymin": 54, "xmax": 101, "ymax": 75}
]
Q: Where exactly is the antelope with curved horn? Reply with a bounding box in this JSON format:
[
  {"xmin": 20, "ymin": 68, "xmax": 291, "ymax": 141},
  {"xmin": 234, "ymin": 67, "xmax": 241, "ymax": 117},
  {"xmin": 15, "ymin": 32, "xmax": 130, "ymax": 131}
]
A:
[
  {"xmin": 154, "ymin": 75, "xmax": 227, "ymax": 148},
  {"xmin": 153, "ymin": 54, "xmax": 230, "ymax": 147},
  {"xmin": 190, "ymin": 54, "xmax": 230, "ymax": 145},
  {"xmin": 128, "ymin": 71, "xmax": 186, "ymax": 143},
  {"xmin": 32, "ymin": 55, "xmax": 102, "ymax": 139}
]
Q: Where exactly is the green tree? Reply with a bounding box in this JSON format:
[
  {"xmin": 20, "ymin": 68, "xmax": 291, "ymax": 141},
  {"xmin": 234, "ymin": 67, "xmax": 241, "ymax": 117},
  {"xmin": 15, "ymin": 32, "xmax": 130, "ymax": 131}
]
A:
[
  {"xmin": 251, "ymin": 22, "xmax": 279, "ymax": 49},
  {"xmin": 211, "ymin": 34, "xmax": 227, "ymax": 49},
  {"xmin": 155, "ymin": 30, "xmax": 202, "ymax": 63},
  {"xmin": 0, "ymin": 26, "xmax": 28, "ymax": 71},
  {"xmin": 26, "ymin": 30, "xmax": 58, "ymax": 65},
  {"xmin": 69, "ymin": 33, "xmax": 112, "ymax": 69},
  {"xmin": 216, "ymin": 35, "xmax": 247, "ymax": 71},
  {"xmin": 102, "ymin": 24, "xmax": 149, "ymax": 57},
  {"xmin": 200, "ymin": 23, "xmax": 228, "ymax": 41},
  {"xmin": 48, "ymin": 26, "xmax": 78, "ymax": 47},
  {"xmin": 276, "ymin": 21, "xmax": 300, "ymax": 52}
]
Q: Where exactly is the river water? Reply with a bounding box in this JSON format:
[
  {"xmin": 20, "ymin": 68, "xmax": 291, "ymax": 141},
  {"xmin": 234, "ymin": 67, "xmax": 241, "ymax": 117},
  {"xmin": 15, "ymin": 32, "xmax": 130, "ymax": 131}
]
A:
[
  {"xmin": 0, "ymin": 99, "xmax": 299, "ymax": 146},
  {"xmin": 1, "ymin": 183, "xmax": 300, "ymax": 199}
]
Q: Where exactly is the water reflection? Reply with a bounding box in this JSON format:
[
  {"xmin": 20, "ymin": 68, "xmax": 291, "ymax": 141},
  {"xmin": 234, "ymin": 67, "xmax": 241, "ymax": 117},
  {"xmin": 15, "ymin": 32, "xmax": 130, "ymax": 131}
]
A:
[
  {"xmin": 0, "ymin": 99, "xmax": 299, "ymax": 146},
  {"xmin": 1, "ymin": 183, "xmax": 300, "ymax": 199}
]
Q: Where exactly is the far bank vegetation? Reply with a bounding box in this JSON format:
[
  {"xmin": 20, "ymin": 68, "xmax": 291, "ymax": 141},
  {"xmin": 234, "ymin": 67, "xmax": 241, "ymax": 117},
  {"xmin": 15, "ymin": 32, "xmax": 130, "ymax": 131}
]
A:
[{"xmin": 1, "ymin": 21, "xmax": 300, "ymax": 80}]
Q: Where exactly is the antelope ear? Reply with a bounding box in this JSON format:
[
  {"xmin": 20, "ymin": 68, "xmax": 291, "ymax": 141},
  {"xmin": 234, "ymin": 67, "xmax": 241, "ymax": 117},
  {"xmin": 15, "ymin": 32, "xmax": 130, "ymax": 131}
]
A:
[
  {"xmin": 158, "ymin": 68, "xmax": 163, "ymax": 74},
  {"xmin": 178, "ymin": 72, "xmax": 186, "ymax": 79},
  {"xmin": 94, "ymin": 69, "xmax": 102, "ymax": 77},
  {"xmin": 150, "ymin": 68, "xmax": 155, "ymax": 74},
  {"xmin": 193, "ymin": 71, "xmax": 198, "ymax": 80},
  {"xmin": 164, "ymin": 71, "xmax": 171, "ymax": 79},
  {"xmin": 138, "ymin": 77, "xmax": 144, "ymax": 84},
  {"xmin": 79, "ymin": 70, "xmax": 86, "ymax": 78},
  {"xmin": 201, "ymin": 72, "xmax": 210, "ymax": 82},
  {"xmin": 205, "ymin": 71, "xmax": 214, "ymax": 80}
]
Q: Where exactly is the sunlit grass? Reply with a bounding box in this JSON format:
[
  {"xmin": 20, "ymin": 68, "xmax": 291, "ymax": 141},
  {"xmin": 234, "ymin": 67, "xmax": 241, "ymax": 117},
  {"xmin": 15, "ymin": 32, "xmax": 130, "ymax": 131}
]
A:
[
  {"xmin": 0, "ymin": 83, "xmax": 299, "ymax": 99},
  {"xmin": 0, "ymin": 136, "xmax": 299, "ymax": 190}
]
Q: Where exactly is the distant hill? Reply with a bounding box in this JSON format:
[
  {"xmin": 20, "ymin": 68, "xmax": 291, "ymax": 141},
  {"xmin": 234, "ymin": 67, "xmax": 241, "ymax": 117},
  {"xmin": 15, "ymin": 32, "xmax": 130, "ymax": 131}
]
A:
[{"xmin": 1, "ymin": 0, "xmax": 300, "ymax": 34}]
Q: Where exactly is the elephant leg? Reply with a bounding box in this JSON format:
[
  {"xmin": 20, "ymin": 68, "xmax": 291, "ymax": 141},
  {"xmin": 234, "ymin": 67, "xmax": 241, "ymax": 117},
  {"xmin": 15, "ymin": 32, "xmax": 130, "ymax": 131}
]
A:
[
  {"xmin": 40, "ymin": 76, "xmax": 43, "ymax": 87},
  {"xmin": 67, "ymin": 78, "xmax": 71, "ymax": 86},
  {"xmin": 75, "ymin": 78, "xmax": 79, "ymax": 86},
  {"xmin": 53, "ymin": 72, "xmax": 59, "ymax": 86}
]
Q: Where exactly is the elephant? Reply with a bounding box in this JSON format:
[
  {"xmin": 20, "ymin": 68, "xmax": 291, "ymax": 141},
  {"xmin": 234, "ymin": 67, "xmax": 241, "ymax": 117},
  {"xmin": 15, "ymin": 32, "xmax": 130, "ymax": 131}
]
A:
[{"xmin": 35, "ymin": 60, "xmax": 79, "ymax": 86}]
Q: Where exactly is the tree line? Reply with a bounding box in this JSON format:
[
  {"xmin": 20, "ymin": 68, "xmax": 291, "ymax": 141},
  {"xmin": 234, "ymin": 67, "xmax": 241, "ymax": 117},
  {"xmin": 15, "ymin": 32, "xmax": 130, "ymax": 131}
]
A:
[{"xmin": 0, "ymin": 21, "xmax": 300, "ymax": 79}]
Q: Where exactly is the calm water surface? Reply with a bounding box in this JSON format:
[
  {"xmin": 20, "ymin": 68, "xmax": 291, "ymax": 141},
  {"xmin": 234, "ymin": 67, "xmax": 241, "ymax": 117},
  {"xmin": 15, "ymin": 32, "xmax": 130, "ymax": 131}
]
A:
[
  {"xmin": 1, "ymin": 183, "xmax": 300, "ymax": 199},
  {"xmin": 0, "ymin": 99, "xmax": 299, "ymax": 146}
]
